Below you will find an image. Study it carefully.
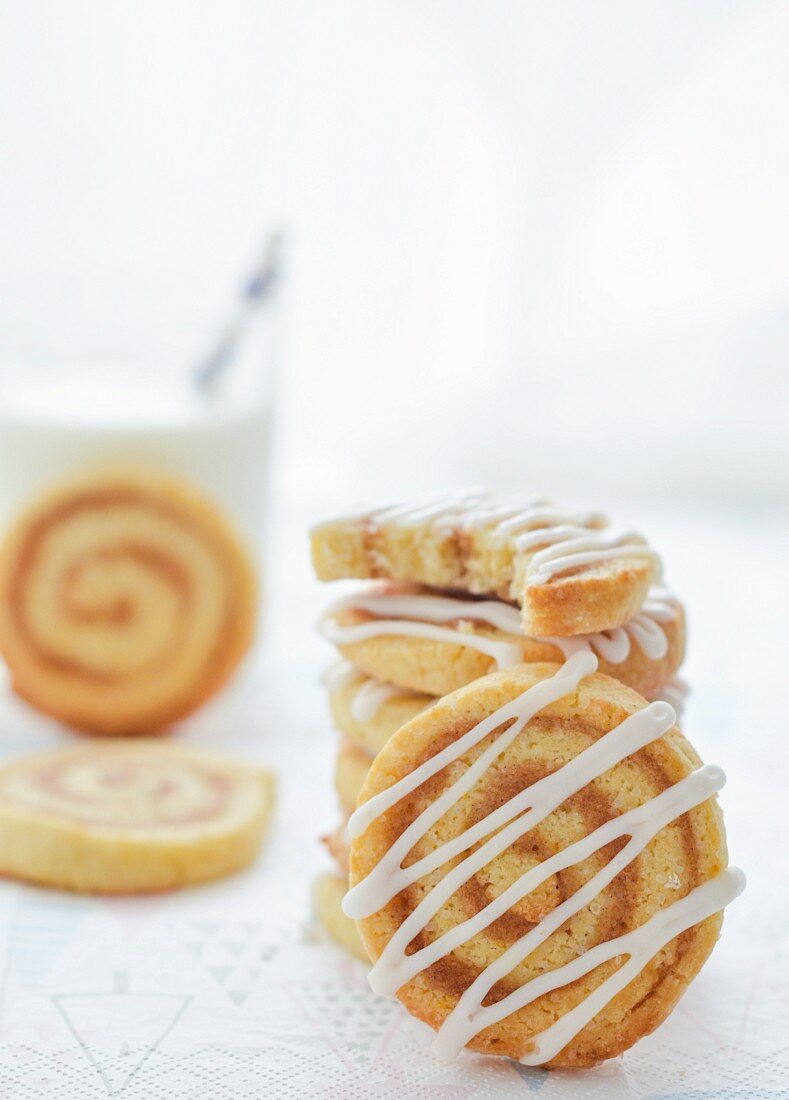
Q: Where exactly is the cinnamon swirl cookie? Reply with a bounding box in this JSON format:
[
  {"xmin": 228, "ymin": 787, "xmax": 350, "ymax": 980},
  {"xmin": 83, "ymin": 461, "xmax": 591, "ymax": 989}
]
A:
[
  {"xmin": 320, "ymin": 584, "xmax": 684, "ymax": 700},
  {"xmin": 345, "ymin": 656, "xmax": 743, "ymax": 1068},
  {"xmin": 311, "ymin": 493, "xmax": 662, "ymax": 636},
  {"xmin": 0, "ymin": 467, "xmax": 257, "ymax": 734},
  {"xmin": 313, "ymin": 871, "xmax": 368, "ymax": 962},
  {"xmin": 325, "ymin": 662, "xmax": 434, "ymax": 759},
  {"xmin": 322, "ymin": 817, "xmax": 352, "ymax": 873},
  {"xmin": 317, "ymin": 823, "xmax": 369, "ymax": 959},
  {"xmin": 0, "ymin": 742, "xmax": 274, "ymax": 893},
  {"xmin": 334, "ymin": 739, "xmax": 375, "ymax": 815}
]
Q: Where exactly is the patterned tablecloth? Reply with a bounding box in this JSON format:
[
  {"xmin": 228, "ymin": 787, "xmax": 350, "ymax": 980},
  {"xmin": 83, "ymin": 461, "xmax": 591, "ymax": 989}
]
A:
[{"xmin": 0, "ymin": 507, "xmax": 786, "ymax": 1099}]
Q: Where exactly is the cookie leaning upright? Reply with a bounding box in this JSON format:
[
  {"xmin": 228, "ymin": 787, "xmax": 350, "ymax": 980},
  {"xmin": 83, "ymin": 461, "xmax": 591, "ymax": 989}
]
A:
[
  {"xmin": 345, "ymin": 660, "xmax": 742, "ymax": 1068},
  {"xmin": 311, "ymin": 493, "xmax": 662, "ymax": 636},
  {"xmin": 0, "ymin": 466, "xmax": 257, "ymax": 734}
]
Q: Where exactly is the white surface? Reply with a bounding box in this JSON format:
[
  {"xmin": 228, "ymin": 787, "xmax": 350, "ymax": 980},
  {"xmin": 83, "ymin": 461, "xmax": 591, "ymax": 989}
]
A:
[{"xmin": 0, "ymin": 500, "xmax": 785, "ymax": 1098}]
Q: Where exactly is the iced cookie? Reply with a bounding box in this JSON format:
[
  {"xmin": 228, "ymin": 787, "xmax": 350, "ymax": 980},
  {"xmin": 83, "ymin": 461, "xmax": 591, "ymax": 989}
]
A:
[
  {"xmin": 325, "ymin": 662, "xmax": 434, "ymax": 758},
  {"xmin": 649, "ymin": 677, "xmax": 689, "ymax": 721},
  {"xmin": 323, "ymin": 817, "xmax": 352, "ymax": 873},
  {"xmin": 311, "ymin": 493, "xmax": 662, "ymax": 636},
  {"xmin": 321, "ymin": 584, "xmax": 684, "ymax": 700},
  {"xmin": 0, "ymin": 467, "xmax": 257, "ymax": 734},
  {"xmin": 0, "ymin": 741, "xmax": 274, "ymax": 893},
  {"xmin": 334, "ymin": 739, "xmax": 375, "ymax": 815},
  {"xmin": 313, "ymin": 872, "xmax": 368, "ymax": 962},
  {"xmin": 345, "ymin": 655, "xmax": 743, "ymax": 1068}
]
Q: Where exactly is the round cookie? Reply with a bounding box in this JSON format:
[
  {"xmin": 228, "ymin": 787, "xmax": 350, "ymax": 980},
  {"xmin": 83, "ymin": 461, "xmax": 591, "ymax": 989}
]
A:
[
  {"xmin": 347, "ymin": 658, "xmax": 738, "ymax": 1068},
  {"xmin": 334, "ymin": 739, "xmax": 372, "ymax": 814},
  {"xmin": 0, "ymin": 741, "xmax": 274, "ymax": 893},
  {"xmin": 0, "ymin": 466, "xmax": 257, "ymax": 735},
  {"xmin": 328, "ymin": 673, "xmax": 434, "ymax": 758},
  {"xmin": 323, "ymin": 818, "xmax": 351, "ymax": 872},
  {"xmin": 321, "ymin": 587, "xmax": 685, "ymax": 700},
  {"xmin": 313, "ymin": 872, "xmax": 369, "ymax": 962}
]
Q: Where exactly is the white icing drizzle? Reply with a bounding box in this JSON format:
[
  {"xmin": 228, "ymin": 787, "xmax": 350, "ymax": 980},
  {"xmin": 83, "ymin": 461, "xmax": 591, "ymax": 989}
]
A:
[
  {"xmin": 518, "ymin": 526, "xmax": 660, "ymax": 585},
  {"xmin": 324, "ymin": 588, "xmax": 523, "ymax": 634},
  {"xmin": 323, "ymin": 660, "xmax": 430, "ymax": 723},
  {"xmin": 321, "ymin": 661, "xmax": 362, "ymax": 692},
  {"xmin": 649, "ymin": 677, "xmax": 689, "ymax": 721},
  {"xmin": 344, "ymin": 651, "xmax": 598, "ymax": 867},
  {"xmin": 374, "ymin": 764, "xmax": 725, "ymax": 1002},
  {"xmin": 350, "ymin": 679, "xmax": 408, "ymax": 723},
  {"xmin": 443, "ymin": 866, "xmax": 744, "ymax": 1066},
  {"xmin": 318, "ymin": 591, "xmax": 525, "ymax": 671},
  {"xmin": 547, "ymin": 585, "xmax": 679, "ymax": 663},
  {"xmin": 319, "ymin": 585, "xmax": 679, "ymax": 669},
  {"xmin": 313, "ymin": 492, "xmax": 662, "ymax": 586},
  {"xmin": 376, "ymin": 492, "xmax": 486, "ymax": 529},
  {"xmin": 343, "ymin": 652, "xmax": 743, "ymax": 1065},
  {"xmin": 310, "ymin": 491, "xmax": 487, "ymax": 535}
]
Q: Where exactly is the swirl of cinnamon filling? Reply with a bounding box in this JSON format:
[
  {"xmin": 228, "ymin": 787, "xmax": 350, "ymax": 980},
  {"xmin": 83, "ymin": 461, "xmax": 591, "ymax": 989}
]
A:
[
  {"xmin": 0, "ymin": 468, "xmax": 257, "ymax": 733},
  {"xmin": 0, "ymin": 741, "xmax": 274, "ymax": 893}
]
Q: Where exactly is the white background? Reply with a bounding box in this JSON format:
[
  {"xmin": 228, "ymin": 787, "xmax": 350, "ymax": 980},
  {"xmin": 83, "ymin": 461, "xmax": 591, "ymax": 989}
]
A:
[
  {"xmin": 0, "ymin": 3, "xmax": 787, "ymax": 1098},
  {"xmin": 1, "ymin": 0, "xmax": 789, "ymax": 508}
]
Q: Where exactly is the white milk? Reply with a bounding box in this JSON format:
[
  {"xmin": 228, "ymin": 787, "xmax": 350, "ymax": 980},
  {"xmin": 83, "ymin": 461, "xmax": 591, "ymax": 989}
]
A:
[{"xmin": 0, "ymin": 366, "xmax": 271, "ymax": 554}]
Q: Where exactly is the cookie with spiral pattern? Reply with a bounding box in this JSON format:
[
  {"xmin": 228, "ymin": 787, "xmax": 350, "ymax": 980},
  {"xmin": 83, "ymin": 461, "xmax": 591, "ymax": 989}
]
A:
[
  {"xmin": 312, "ymin": 872, "xmax": 368, "ymax": 962},
  {"xmin": 0, "ymin": 466, "xmax": 257, "ymax": 734},
  {"xmin": 347, "ymin": 660, "xmax": 736, "ymax": 1068},
  {"xmin": 334, "ymin": 739, "xmax": 376, "ymax": 816},
  {"xmin": 328, "ymin": 672, "xmax": 433, "ymax": 761},
  {"xmin": 0, "ymin": 742, "xmax": 274, "ymax": 893}
]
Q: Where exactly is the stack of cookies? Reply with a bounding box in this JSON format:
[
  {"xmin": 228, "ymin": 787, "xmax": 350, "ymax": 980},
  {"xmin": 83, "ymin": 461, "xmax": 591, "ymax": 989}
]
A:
[
  {"xmin": 311, "ymin": 493, "xmax": 688, "ymax": 960},
  {"xmin": 310, "ymin": 492, "xmax": 740, "ymax": 1068}
]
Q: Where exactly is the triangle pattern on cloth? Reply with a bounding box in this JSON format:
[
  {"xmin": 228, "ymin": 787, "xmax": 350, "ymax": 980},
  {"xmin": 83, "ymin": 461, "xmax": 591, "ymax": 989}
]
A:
[
  {"xmin": 178, "ymin": 919, "xmax": 291, "ymax": 1004},
  {"xmin": 52, "ymin": 983, "xmax": 192, "ymax": 1096},
  {"xmin": 285, "ymin": 978, "xmax": 403, "ymax": 1076}
]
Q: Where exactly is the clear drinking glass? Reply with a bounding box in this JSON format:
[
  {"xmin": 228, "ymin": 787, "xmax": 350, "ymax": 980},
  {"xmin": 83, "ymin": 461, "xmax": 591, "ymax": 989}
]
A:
[{"xmin": 0, "ymin": 278, "xmax": 280, "ymax": 559}]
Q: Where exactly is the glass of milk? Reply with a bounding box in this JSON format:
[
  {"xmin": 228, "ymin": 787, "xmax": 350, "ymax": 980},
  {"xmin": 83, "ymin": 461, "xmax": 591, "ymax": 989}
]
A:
[{"xmin": 0, "ymin": 322, "xmax": 276, "ymax": 557}]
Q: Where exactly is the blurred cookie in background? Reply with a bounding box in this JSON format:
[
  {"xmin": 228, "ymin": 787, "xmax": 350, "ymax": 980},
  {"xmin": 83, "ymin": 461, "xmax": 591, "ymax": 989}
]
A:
[
  {"xmin": 0, "ymin": 741, "xmax": 275, "ymax": 893},
  {"xmin": 0, "ymin": 466, "xmax": 257, "ymax": 734}
]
